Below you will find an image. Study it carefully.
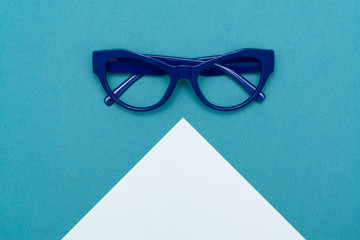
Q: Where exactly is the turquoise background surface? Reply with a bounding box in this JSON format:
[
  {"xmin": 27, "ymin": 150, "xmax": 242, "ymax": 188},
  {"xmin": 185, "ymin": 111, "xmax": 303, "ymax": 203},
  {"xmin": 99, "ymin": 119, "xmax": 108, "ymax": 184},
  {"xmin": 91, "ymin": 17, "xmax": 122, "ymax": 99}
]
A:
[{"xmin": 1, "ymin": 0, "xmax": 359, "ymax": 239}]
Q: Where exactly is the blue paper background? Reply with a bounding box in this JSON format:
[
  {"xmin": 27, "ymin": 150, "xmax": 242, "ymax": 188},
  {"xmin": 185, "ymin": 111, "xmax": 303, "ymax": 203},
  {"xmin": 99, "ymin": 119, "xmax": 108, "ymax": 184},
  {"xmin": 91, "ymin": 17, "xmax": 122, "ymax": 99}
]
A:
[{"xmin": 1, "ymin": 0, "xmax": 359, "ymax": 239}]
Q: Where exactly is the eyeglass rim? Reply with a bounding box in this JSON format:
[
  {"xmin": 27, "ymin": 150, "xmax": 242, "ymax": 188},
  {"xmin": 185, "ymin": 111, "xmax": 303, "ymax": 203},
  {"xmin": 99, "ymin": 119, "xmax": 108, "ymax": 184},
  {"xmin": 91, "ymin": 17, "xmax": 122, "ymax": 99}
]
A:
[{"xmin": 92, "ymin": 48, "xmax": 274, "ymax": 111}]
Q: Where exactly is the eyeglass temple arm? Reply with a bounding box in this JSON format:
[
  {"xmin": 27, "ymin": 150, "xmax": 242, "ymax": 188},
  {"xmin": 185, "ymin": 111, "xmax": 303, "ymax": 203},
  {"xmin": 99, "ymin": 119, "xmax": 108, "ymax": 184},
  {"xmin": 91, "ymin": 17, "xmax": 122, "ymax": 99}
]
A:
[
  {"xmin": 104, "ymin": 69, "xmax": 264, "ymax": 106},
  {"xmin": 213, "ymin": 64, "xmax": 265, "ymax": 102},
  {"xmin": 104, "ymin": 74, "xmax": 143, "ymax": 106},
  {"xmin": 104, "ymin": 58, "xmax": 264, "ymax": 106}
]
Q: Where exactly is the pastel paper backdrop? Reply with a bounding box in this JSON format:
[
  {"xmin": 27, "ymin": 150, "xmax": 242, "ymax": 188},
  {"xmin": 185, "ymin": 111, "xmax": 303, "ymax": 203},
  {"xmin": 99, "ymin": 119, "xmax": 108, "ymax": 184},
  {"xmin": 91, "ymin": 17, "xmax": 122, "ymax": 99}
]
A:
[{"xmin": 1, "ymin": 0, "xmax": 359, "ymax": 239}]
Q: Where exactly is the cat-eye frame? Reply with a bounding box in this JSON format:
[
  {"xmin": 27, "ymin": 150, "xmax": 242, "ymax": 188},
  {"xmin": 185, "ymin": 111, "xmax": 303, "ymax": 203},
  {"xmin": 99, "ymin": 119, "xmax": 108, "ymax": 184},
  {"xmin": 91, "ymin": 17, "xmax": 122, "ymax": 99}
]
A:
[{"xmin": 92, "ymin": 48, "xmax": 274, "ymax": 111}]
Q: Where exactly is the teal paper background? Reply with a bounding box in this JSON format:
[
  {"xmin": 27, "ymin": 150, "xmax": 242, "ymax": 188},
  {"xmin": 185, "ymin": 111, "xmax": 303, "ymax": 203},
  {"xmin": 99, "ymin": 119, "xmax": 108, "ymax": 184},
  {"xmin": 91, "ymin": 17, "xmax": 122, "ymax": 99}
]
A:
[{"xmin": 1, "ymin": 0, "xmax": 359, "ymax": 239}]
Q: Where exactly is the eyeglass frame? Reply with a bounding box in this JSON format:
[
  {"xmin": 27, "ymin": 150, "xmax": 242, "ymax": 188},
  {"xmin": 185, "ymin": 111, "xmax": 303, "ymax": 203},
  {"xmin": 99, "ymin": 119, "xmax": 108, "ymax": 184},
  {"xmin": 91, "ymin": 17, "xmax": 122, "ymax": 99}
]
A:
[{"xmin": 92, "ymin": 48, "xmax": 274, "ymax": 111}]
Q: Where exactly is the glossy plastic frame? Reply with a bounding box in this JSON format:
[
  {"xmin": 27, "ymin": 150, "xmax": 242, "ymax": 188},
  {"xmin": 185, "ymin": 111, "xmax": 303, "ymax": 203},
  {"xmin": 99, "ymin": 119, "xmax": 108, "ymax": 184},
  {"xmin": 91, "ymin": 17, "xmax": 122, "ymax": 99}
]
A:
[{"xmin": 93, "ymin": 48, "xmax": 274, "ymax": 111}]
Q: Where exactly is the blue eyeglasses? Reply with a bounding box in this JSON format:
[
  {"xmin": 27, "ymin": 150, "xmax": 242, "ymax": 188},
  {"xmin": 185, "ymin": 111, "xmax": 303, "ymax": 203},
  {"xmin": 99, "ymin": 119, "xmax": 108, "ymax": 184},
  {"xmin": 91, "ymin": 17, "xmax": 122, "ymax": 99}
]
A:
[{"xmin": 92, "ymin": 48, "xmax": 274, "ymax": 111}]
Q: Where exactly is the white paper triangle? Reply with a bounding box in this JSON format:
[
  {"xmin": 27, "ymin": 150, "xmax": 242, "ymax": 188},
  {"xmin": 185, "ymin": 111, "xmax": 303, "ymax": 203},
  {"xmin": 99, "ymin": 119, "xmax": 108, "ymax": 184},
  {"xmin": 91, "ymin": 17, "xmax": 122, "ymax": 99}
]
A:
[{"xmin": 63, "ymin": 118, "xmax": 304, "ymax": 240}]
